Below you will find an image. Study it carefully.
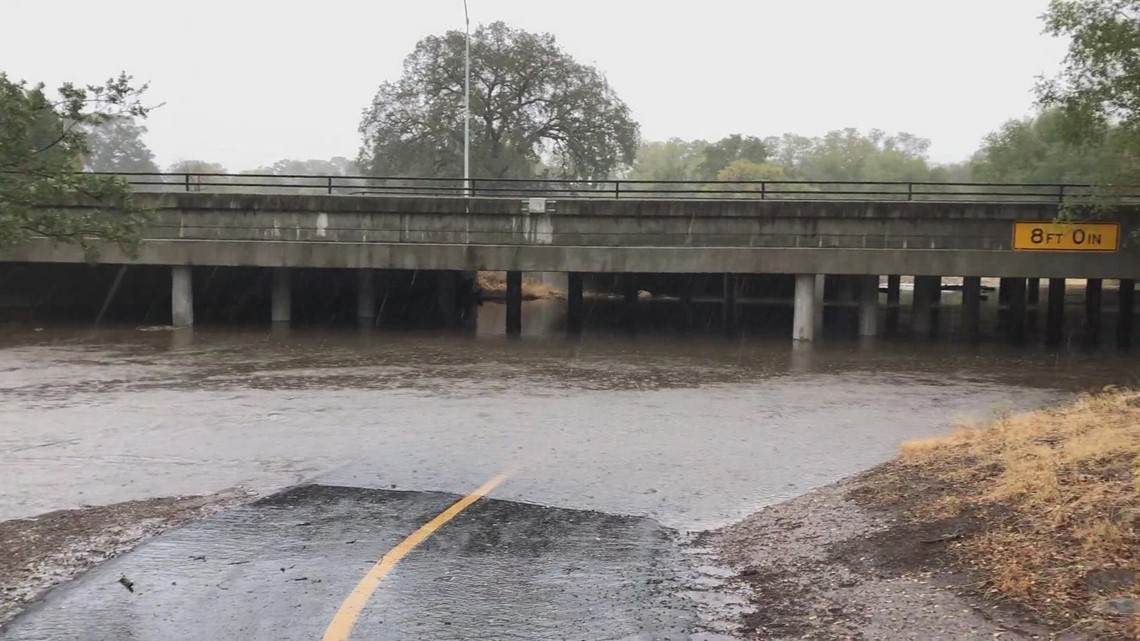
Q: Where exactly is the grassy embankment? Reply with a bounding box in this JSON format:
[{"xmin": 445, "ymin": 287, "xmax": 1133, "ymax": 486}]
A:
[{"xmin": 863, "ymin": 388, "xmax": 1140, "ymax": 638}]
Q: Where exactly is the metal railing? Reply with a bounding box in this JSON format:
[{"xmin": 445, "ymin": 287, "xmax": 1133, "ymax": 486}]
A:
[{"xmin": 64, "ymin": 172, "xmax": 1140, "ymax": 203}]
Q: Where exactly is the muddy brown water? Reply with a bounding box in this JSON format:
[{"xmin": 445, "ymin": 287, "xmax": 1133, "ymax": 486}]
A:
[{"xmin": 2, "ymin": 299, "xmax": 1137, "ymax": 530}]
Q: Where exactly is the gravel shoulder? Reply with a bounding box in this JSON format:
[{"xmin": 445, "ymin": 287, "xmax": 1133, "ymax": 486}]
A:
[
  {"xmin": 0, "ymin": 489, "xmax": 251, "ymax": 626},
  {"xmin": 704, "ymin": 474, "xmax": 1066, "ymax": 641}
]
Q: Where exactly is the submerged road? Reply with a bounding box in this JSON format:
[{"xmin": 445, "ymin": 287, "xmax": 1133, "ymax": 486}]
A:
[
  {"xmin": 2, "ymin": 483, "xmax": 739, "ymax": 640},
  {"xmin": 2, "ymin": 316, "xmax": 1135, "ymax": 639}
]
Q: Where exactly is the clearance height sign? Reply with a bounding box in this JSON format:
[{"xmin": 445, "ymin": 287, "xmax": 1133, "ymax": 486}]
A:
[{"xmin": 1013, "ymin": 221, "xmax": 1120, "ymax": 252}]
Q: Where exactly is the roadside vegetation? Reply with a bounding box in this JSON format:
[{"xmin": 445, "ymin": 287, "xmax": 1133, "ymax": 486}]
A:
[{"xmin": 862, "ymin": 388, "xmax": 1140, "ymax": 638}]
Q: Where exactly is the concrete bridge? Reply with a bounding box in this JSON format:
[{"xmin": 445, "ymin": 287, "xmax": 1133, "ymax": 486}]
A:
[{"xmin": 3, "ymin": 189, "xmax": 1138, "ymax": 342}]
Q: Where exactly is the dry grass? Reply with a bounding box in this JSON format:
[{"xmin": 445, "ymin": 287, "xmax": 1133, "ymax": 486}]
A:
[
  {"xmin": 891, "ymin": 388, "xmax": 1140, "ymax": 637},
  {"xmin": 476, "ymin": 271, "xmax": 564, "ymax": 301}
]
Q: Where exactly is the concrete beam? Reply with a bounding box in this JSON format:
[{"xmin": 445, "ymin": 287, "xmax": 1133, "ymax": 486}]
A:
[{"xmin": 9, "ymin": 239, "xmax": 1140, "ymax": 280}]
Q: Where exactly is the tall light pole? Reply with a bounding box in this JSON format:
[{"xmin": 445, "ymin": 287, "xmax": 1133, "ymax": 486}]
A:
[{"xmin": 463, "ymin": 0, "xmax": 471, "ymax": 198}]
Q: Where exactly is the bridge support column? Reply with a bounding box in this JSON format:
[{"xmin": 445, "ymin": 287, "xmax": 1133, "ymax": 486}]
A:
[
  {"xmin": 680, "ymin": 275, "xmax": 694, "ymax": 330},
  {"xmin": 912, "ymin": 276, "xmax": 939, "ymax": 338},
  {"xmin": 437, "ymin": 270, "xmax": 456, "ymax": 327},
  {"xmin": 506, "ymin": 271, "xmax": 522, "ymax": 336},
  {"xmin": 1008, "ymin": 278, "xmax": 1027, "ymax": 343},
  {"xmin": 357, "ymin": 269, "xmax": 375, "ymax": 327},
  {"xmin": 271, "ymin": 268, "xmax": 291, "ymax": 324},
  {"xmin": 813, "ymin": 274, "xmax": 825, "ymax": 336},
  {"xmin": 567, "ymin": 272, "xmax": 584, "ymax": 335},
  {"xmin": 1085, "ymin": 278, "xmax": 1103, "ymax": 347},
  {"xmin": 885, "ymin": 275, "xmax": 901, "ymax": 334},
  {"xmin": 960, "ymin": 276, "xmax": 981, "ymax": 341},
  {"xmin": 723, "ymin": 273, "xmax": 739, "ymax": 335},
  {"xmin": 1117, "ymin": 279, "xmax": 1134, "ymax": 348},
  {"xmin": 793, "ymin": 274, "xmax": 816, "ymax": 342},
  {"xmin": 171, "ymin": 266, "xmax": 193, "ymax": 327},
  {"xmin": 858, "ymin": 275, "xmax": 879, "ymax": 337},
  {"xmin": 1027, "ymin": 278, "xmax": 1041, "ymax": 332},
  {"xmin": 1027, "ymin": 278, "xmax": 1040, "ymax": 305},
  {"xmin": 1046, "ymin": 278, "xmax": 1066, "ymax": 347}
]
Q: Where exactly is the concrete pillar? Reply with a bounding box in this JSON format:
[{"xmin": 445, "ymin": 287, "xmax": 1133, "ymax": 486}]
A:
[
  {"xmin": 357, "ymin": 269, "xmax": 375, "ymax": 326},
  {"xmin": 858, "ymin": 275, "xmax": 879, "ymax": 337},
  {"xmin": 437, "ymin": 270, "xmax": 456, "ymax": 327},
  {"xmin": 912, "ymin": 276, "xmax": 939, "ymax": 338},
  {"xmin": 505, "ymin": 271, "xmax": 522, "ymax": 336},
  {"xmin": 1027, "ymin": 278, "xmax": 1041, "ymax": 333},
  {"xmin": 723, "ymin": 273, "xmax": 739, "ymax": 335},
  {"xmin": 271, "ymin": 268, "xmax": 291, "ymax": 324},
  {"xmin": 997, "ymin": 277, "xmax": 1013, "ymax": 333},
  {"xmin": 1008, "ymin": 278, "xmax": 1027, "ymax": 343},
  {"xmin": 793, "ymin": 274, "xmax": 816, "ymax": 342},
  {"xmin": 960, "ymin": 276, "xmax": 981, "ymax": 341},
  {"xmin": 567, "ymin": 272, "xmax": 584, "ymax": 335},
  {"xmin": 813, "ymin": 274, "xmax": 825, "ymax": 336},
  {"xmin": 1117, "ymin": 279, "xmax": 1134, "ymax": 348},
  {"xmin": 1046, "ymin": 278, "xmax": 1066, "ymax": 347},
  {"xmin": 1085, "ymin": 278, "xmax": 1103, "ymax": 347},
  {"xmin": 885, "ymin": 275, "xmax": 901, "ymax": 333},
  {"xmin": 1027, "ymin": 279, "xmax": 1041, "ymax": 306},
  {"xmin": 680, "ymin": 275, "xmax": 694, "ymax": 330},
  {"xmin": 171, "ymin": 266, "xmax": 193, "ymax": 327}
]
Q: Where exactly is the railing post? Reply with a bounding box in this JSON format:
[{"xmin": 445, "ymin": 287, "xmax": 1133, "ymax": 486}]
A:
[
  {"xmin": 184, "ymin": 174, "xmax": 191, "ymax": 192},
  {"xmin": 760, "ymin": 182, "xmax": 766, "ymax": 200},
  {"xmin": 615, "ymin": 181, "xmax": 621, "ymax": 199},
  {"xmin": 327, "ymin": 176, "xmax": 334, "ymax": 195},
  {"xmin": 907, "ymin": 183, "xmax": 913, "ymax": 201},
  {"xmin": 1058, "ymin": 184, "xmax": 1066, "ymax": 204}
]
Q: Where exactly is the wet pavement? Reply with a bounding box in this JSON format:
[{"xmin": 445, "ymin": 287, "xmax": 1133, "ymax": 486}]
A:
[
  {"xmin": 1, "ymin": 485, "xmax": 736, "ymax": 640},
  {"xmin": 2, "ymin": 300, "xmax": 1138, "ymax": 638}
]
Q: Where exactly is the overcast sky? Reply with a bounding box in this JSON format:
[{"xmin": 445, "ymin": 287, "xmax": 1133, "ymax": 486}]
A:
[{"xmin": 3, "ymin": 0, "xmax": 1068, "ymax": 172}]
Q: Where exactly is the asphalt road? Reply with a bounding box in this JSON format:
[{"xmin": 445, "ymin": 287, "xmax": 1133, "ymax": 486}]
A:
[{"xmin": 1, "ymin": 484, "xmax": 741, "ymax": 641}]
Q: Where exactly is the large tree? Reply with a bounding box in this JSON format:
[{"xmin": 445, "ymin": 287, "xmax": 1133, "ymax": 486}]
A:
[
  {"xmin": 1038, "ymin": 0, "xmax": 1140, "ymax": 183},
  {"xmin": 971, "ymin": 109, "xmax": 1116, "ymax": 183},
  {"xmin": 695, "ymin": 135, "xmax": 770, "ymax": 181},
  {"xmin": 0, "ymin": 73, "xmax": 150, "ymax": 258},
  {"xmin": 358, "ymin": 21, "xmax": 639, "ymax": 181},
  {"xmin": 84, "ymin": 117, "xmax": 159, "ymax": 174}
]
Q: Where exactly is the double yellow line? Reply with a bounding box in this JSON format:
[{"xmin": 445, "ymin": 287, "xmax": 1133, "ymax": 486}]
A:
[{"xmin": 320, "ymin": 473, "xmax": 509, "ymax": 641}]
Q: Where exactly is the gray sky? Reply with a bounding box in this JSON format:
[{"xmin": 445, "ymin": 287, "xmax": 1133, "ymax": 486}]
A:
[{"xmin": 3, "ymin": 0, "xmax": 1068, "ymax": 172}]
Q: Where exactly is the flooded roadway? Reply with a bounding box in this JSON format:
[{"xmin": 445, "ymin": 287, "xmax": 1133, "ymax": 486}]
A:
[{"xmin": 2, "ymin": 300, "xmax": 1137, "ymax": 639}]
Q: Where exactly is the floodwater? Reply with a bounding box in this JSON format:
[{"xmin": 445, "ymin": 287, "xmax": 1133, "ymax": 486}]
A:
[{"xmin": 3, "ymin": 299, "xmax": 1136, "ymax": 530}]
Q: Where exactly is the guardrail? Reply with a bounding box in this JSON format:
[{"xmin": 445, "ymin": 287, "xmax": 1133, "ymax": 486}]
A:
[{"xmin": 54, "ymin": 172, "xmax": 1140, "ymax": 203}]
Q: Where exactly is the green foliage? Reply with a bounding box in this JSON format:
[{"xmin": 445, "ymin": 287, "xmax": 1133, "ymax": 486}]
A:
[
  {"xmin": 358, "ymin": 21, "xmax": 639, "ymax": 181},
  {"xmin": 776, "ymin": 129, "xmax": 932, "ymax": 181},
  {"xmin": 715, "ymin": 159, "xmax": 787, "ymax": 182},
  {"xmin": 246, "ymin": 157, "xmax": 358, "ymax": 176},
  {"xmin": 629, "ymin": 138, "xmax": 708, "ymax": 181},
  {"xmin": 84, "ymin": 117, "xmax": 159, "ymax": 174},
  {"xmin": 1039, "ymin": 0, "xmax": 1140, "ymax": 184},
  {"xmin": 695, "ymin": 135, "xmax": 769, "ymax": 180},
  {"xmin": 0, "ymin": 73, "xmax": 151, "ymax": 259},
  {"xmin": 971, "ymin": 109, "xmax": 1117, "ymax": 183}
]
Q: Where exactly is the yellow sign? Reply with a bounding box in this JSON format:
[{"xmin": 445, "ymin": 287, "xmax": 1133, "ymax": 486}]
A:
[{"xmin": 1013, "ymin": 221, "xmax": 1119, "ymax": 252}]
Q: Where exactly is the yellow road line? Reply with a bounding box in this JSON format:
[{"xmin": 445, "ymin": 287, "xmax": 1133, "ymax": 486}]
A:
[{"xmin": 320, "ymin": 473, "xmax": 509, "ymax": 641}]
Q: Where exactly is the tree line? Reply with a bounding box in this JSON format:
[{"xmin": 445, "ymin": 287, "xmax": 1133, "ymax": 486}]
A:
[{"xmin": 2, "ymin": 0, "xmax": 1138, "ymax": 252}]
